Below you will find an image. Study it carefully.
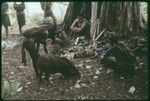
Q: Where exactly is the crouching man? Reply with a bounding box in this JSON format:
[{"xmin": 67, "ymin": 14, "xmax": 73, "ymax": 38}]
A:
[{"xmin": 70, "ymin": 13, "xmax": 90, "ymax": 39}]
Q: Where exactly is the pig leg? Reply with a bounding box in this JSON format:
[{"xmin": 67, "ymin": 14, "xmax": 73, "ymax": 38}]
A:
[
  {"xmin": 37, "ymin": 42, "xmax": 40, "ymax": 56},
  {"xmin": 21, "ymin": 43, "xmax": 27, "ymax": 66},
  {"xmin": 19, "ymin": 25, "xmax": 22, "ymax": 35},
  {"xmin": 31, "ymin": 60, "xmax": 39, "ymax": 79},
  {"xmin": 38, "ymin": 70, "xmax": 43, "ymax": 82},
  {"xmin": 45, "ymin": 73, "xmax": 50, "ymax": 82},
  {"xmin": 33, "ymin": 64, "xmax": 39, "ymax": 79},
  {"xmin": 51, "ymin": 35, "xmax": 55, "ymax": 44},
  {"xmin": 43, "ymin": 41, "xmax": 48, "ymax": 54},
  {"xmin": 48, "ymin": 29, "xmax": 55, "ymax": 44},
  {"xmin": 4, "ymin": 26, "xmax": 9, "ymax": 39}
]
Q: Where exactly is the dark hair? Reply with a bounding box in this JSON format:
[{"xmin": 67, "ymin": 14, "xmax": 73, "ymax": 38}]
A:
[
  {"xmin": 78, "ymin": 13, "xmax": 83, "ymax": 17},
  {"xmin": 109, "ymin": 34, "xmax": 119, "ymax": 45}
]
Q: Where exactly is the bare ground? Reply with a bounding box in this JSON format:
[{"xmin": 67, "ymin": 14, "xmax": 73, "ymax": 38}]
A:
[{"xmin": 2, "ymin": 35, "xmax": 148, "ymax": 100}]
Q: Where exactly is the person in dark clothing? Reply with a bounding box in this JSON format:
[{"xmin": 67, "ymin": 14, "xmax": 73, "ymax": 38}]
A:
[
  {"xmin": 1, "ymin": 2, "xmax": 11, "ymax": 39},
  {"xmin": 101, "ymin": 34, "xmax": 137, "ymax": 77},
  {"xmin": 40, "ymin": 2, "xmax": 57, "ymax": 44},
  {"xmin": 70, "ymin": 13, "xmax": 90, "ymax": 39},
  {"xmin": 40, "ymin": 2, "xmax": 55, "ymax": 19},
  {"xmin": 13, "ymin": 2, "xmax": 26, "ymax": 34}
]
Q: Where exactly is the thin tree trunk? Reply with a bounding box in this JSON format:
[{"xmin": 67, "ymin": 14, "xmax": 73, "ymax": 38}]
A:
[{"xmin": 90, "ymin": 2, "xmax": 98, "ymax": 40}]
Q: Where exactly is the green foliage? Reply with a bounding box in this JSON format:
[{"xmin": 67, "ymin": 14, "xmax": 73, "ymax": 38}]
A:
[
  {"xmin": 1, "ymin": 78, "xmax": 21, "ymax": 99},
  {"xmin": 10, "ymin": 80, "xmax": 21, "ymax": 93},
  {"xmin": 2, "ymin": 80, "xmax": 11, "ymax": 99}
]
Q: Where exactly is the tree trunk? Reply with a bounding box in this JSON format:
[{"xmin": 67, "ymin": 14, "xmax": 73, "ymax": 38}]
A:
[
  {"xmin": 96, "ymin": 2, "xmax": 142, "ymax": 39},
  {"xmin": 90, "ymin": 2, "xmax": 98, "ymax": 40}
]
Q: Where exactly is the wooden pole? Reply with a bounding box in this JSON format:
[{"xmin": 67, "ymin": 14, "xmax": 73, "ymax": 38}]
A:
[{"xmin": 90, "ymin": 2, "xmax": 98, "ymax": 40}]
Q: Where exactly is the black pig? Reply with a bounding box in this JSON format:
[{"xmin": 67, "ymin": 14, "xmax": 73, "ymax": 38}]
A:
[{"xmin": 37, "ymin": 54, "xmax": 81, "ymax": 81}]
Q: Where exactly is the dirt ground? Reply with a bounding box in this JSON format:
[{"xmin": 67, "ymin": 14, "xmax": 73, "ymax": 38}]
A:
[{"xmin": 2, "ymin": 35, "xmax": 148, "ymax": 100}]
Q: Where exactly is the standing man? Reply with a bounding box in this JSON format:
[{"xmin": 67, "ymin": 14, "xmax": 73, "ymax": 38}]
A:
[
  {"xmin": 40, "ymin": 2, "xmax": 55, "ymax": 19},
  {"xmin": 1, "ymin": 2, "xmax": 11, "ymax": 39},
  {"xmin": 13, "ymin": 2, "xmax": 26, "ymax": 34},
  {"xmin": 40, "ymin": 2, "xmax": 57, "ymax": 44}
]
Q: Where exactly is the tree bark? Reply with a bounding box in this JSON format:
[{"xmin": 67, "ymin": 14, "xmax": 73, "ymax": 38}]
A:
[
  {"xmin": 62, "ymin": 2, "xmax": 91, "ymax": 34},
  {"xmin": 90, "ymin": 2, "xmax": 98, "ymax": 40}
]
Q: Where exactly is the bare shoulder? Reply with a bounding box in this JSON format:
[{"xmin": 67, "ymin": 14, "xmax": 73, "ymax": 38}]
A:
[{"xmin": 74, "ymin": 18, "xmax": 79, "ymax": 23}]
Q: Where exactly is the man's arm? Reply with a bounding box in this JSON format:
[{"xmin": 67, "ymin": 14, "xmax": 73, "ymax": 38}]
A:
[
  {"xmin": 70, "ymin": 19, "xmax": 78, "ymax": 32},
  {"xmin": 76, "ymin": 18, "xmax": 88, "ymax": 32}
]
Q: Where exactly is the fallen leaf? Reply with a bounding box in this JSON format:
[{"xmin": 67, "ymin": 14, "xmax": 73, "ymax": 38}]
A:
[
  {"xmin": 95, "ymin": 69, "xmax": 100, "ymax": 74},
  {"xmin": 94, "ymin": 76, "xmax": 98, "ymax": 79},
  {"xmin": 16, "ymin": 87, "xmax": 23, "ymax": 92},
  {"xmin": 128, "ymin": 86, "xmax": 136, "ymax": 94},
  {"xmin": 86, "ymin": 60, "xmax": 92, "ymax": 63},
  {"xmin": 86, "ymin": 65, "xmax": 92, "ymax": 69}
]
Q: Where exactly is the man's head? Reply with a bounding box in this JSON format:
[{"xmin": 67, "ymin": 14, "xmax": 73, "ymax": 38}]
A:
[{"xmin": 77, "ymin": 13, "xmax": 84, "ymax": 22}]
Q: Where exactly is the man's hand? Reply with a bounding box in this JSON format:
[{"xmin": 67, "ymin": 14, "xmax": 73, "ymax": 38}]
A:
[
  {"xmin": 74, "ymin": 27, "xmax": 80, "ymax": 33},
  {"xmin": 136, "ymin": 56, "xmax": 140, "ymax": 61},
  {"xmin": 72, "ymin": 27, "xmax": 78, "ymax": 32}
]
